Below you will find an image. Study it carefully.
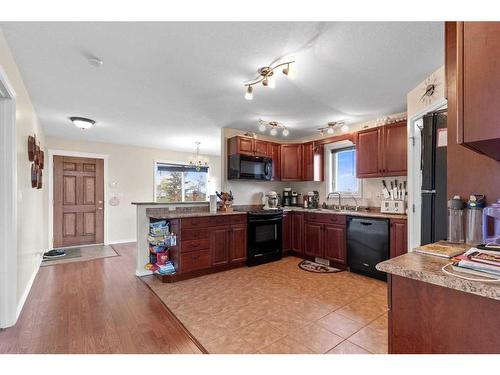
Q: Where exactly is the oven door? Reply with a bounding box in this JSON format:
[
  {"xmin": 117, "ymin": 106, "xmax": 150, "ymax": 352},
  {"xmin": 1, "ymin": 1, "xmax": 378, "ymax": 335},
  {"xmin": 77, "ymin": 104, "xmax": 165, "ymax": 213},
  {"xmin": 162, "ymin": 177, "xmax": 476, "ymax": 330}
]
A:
[{"xmin": 247, "ymin": 216, "xmax": 282, "ymax": 265}]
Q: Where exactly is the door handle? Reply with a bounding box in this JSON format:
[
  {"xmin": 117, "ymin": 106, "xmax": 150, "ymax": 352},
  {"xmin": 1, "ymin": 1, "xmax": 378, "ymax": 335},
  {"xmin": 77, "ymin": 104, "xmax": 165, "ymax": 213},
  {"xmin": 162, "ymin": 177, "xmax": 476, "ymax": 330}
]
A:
[{"xmin": 98, "ymin": 207, "xmax": 103, "ymax": 210}]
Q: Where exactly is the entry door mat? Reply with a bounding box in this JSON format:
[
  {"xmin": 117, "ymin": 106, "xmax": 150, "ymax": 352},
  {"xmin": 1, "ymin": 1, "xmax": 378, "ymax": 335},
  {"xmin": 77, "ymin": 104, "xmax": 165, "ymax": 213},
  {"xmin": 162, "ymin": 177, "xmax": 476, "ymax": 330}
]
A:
[
  {"xmin": 298, "ymin": 260, "xmax": 343, "ymax": 274},
  {"xmin": 41, "ymin": 245, "xmax": 118, "ymax": 266}
]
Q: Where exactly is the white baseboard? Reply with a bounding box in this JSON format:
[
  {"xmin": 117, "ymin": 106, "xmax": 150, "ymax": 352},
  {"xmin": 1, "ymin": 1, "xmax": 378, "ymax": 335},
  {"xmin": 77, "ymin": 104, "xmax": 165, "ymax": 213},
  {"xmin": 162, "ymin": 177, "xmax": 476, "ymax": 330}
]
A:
[
  {"xmin": 136, "ymin": 269, "xmax": 153, "ymax": 277},
  {"xmin": 108, "ymin": 238, "xmax": 137, "ymax": 245},
  {"xmin": 16, "ymin": 254, "xmax": 42, "ymax": 321}
]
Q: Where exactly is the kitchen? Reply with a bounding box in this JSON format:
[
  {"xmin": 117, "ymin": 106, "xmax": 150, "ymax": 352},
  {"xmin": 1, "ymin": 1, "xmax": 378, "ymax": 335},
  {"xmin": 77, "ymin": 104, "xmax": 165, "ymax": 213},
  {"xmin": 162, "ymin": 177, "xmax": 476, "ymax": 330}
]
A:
[
  {"xmin": 131, "ymin": 22, "xmax": 500, "ymax": 355},
  {"xmin": 1, "ymin": 17, "xmax": 499, "ymax": 361}
]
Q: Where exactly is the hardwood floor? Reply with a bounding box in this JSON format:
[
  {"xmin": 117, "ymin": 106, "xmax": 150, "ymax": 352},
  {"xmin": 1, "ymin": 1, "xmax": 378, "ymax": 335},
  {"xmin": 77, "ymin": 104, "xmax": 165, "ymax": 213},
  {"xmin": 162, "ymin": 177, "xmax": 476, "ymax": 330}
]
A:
[{"xmin": 0, "ymin": 243, "xmax": 203, "ymax": 354}]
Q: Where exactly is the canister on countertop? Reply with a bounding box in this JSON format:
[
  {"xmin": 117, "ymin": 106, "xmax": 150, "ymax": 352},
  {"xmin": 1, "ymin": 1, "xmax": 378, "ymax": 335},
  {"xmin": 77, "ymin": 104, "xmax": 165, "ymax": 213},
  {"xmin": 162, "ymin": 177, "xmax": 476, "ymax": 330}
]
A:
[
  {"xmin": 465, "ymin": 194, "xmax": 485, "ymax": 245},
  {"xmin": 448, "ymin": 195, "xmax": 465, "ymax": 243}
]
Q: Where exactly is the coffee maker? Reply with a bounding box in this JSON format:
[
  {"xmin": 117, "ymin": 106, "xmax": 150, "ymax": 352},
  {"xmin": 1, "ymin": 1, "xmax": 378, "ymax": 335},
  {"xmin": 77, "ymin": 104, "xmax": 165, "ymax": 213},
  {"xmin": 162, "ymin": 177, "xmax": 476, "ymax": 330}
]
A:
[
  {"xmin": 307, "ymin": 191, "xmax": 320, "ymax": 209},
  {"xmin": 290, "ymin": 191, "xmax": 299, "ymax": 206},
  {"xmin": 282, "ymin": 188, "xmax": 291, "ymax": 207}
]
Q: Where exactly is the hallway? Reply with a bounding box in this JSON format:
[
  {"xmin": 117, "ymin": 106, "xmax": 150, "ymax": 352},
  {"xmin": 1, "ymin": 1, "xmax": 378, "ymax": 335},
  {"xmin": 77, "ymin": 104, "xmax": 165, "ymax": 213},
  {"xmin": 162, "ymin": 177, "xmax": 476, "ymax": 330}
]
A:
[{"xmin": 0, "ymin": 243, "xmax": 203, "ymax": 354}]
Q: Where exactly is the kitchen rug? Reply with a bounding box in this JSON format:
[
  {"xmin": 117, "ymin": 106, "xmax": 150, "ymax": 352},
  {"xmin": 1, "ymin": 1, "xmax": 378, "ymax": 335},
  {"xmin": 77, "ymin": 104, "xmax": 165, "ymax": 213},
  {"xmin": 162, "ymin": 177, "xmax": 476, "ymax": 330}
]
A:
[
  {"xmin": 41, "ymin": 245, "xmax": 118, "ymax": 266},
  {"xmin": 298, "ymin": 260, "xmax": 343, "ymax": 273}
]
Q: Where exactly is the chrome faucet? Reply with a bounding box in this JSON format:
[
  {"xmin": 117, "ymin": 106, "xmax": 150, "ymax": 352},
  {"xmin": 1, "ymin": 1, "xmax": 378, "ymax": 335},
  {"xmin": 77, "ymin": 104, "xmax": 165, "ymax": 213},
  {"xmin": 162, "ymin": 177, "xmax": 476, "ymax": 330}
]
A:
[{"xmin": 327, "ymin": 192, "xmax": 342, "ymax": 211}]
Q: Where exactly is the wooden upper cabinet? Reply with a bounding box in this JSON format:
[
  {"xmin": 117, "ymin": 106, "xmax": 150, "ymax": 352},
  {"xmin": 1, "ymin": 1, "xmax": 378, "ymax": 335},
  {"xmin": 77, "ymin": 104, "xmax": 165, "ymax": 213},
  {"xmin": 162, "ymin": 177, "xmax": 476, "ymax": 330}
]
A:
[
  {"xmin": 356, "ymin": 124, "xmax": 407, "ymax": 178},
  {"xmin": 254, "ymin": 139, "xmax": 270, "ymax": 156},
  {"xmin": 390, "ymin": 219, "xmax": 407, "ymax": 259},
  {"xmin": 302, "ymin": 142, "xmax": 314, "ymax": 181},
  {"xmin": 454, "ymin": 22, "xmax": 500, "ymax": 160},
  {"xmin": 302, "ymin": 142, "xmax": 324, "ymax": 182},
  {"xmin": 383, "ymin": 121, "xmax": 408, "ymax": 176},
  {"xmin": 270, "ymin": 143, "xmax": 281, "ymax": 181},
  {"xmin": 281, "ymin": 144, "xmax": 303, "ymax": 181},
  {"xmin": 356, "ymin": 127, "xmax": 382, "ymax": 178},
  {"xmin": 227, "ymin": 136, "xmax": 271, "ymax": 157}
]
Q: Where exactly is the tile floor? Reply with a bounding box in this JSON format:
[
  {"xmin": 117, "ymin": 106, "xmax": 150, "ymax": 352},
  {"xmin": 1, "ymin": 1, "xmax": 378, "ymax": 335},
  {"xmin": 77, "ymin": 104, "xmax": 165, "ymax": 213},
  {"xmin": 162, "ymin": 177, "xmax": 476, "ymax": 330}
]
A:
[{"xmin": 143, "ymin": 256, "xmax": 388, "ymax": 354}]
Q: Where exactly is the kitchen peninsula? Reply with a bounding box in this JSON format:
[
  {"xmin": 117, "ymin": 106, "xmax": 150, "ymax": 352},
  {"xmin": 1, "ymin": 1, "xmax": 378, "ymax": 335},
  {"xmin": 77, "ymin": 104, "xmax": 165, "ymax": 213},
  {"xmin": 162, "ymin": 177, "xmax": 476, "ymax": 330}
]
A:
[{"xmin": 377, "ymin": 249, "xmax": 500, "ymax": 353}]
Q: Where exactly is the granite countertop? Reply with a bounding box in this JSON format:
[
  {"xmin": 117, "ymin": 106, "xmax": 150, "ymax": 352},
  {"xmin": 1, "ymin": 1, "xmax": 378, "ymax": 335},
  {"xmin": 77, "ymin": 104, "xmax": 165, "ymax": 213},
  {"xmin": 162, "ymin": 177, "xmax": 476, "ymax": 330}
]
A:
[
  {"xmin": 146, "ymin": 211, "xmax": 247, "ymax": 219},
  {"xmin": 376, "ymin": 251, "xmax": 500, "ymax": 301},
  {"xmin": 283, "ymin": 206, "xmax": 407, "ymax": 220},
  {"xmin": 132, "ymin": 202, "xmax": 209, "ymax": 205}
]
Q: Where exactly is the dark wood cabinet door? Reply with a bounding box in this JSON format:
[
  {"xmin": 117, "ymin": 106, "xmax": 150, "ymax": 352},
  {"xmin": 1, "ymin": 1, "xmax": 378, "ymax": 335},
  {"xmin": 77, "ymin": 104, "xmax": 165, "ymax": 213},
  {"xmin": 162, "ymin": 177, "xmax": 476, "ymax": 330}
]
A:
[
  {"xmin": 254, "ymin": 140, "xmax": 270, "ymax": 156},
  {"xmin": 356, "ymin": 128, "xmax": 382, "ymax": 178},
  {"xmin": 229, "ymin": 225, "xmax": 247, "ymax": 263},
  {"xmin": 291, "ymin": 212, "xmax": 304, "ymax": 253},
  {"xmin": 323, "ymin": 224, "xmax": 346, "ymax": 264},
  {"xmin": 457, "ymin": 22, "xmax": 500, "ymax": 160},
  {"xmin": 282, "ymin": 213, "xmax": 292, "ymax": 251},
  {"xmin": 313, "ymin": 143, "xmax": 324, "ymax": 182},
  {"xmin": 304, "ymin": 222, "xmax": 323, "ymax": 258},
  {"xmin": 390, "ymin": 219, "xmax": 407, "ymax": 258},
  {"xmin": 238, "ymin": 137, "xmax": 255, "ymax": 155},
  {"xmin": 302, "ymin": 142, "xmax": 314, "ymax": 181},
  {"xmin": 270, "ymin": 143, "xmax": 281, "ymax": 181},
  {"xmin": 383, "ymin": 122, "xmax": 408, "ymax": 176},
  {"xmin": 281, "ymin": 144, "xmax": 303, "ymax": 181},
  {"xmin": 209, "ymin": 226, "xmax": 230, "ymax": 266}
]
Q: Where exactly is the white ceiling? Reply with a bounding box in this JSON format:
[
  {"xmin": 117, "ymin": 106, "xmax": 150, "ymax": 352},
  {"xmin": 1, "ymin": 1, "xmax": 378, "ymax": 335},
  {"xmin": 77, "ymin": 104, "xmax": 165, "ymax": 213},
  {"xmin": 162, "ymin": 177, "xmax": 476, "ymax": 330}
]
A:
[{"xmin": 1, "ymin": 22, "xmax": 443, "ymax": 155}]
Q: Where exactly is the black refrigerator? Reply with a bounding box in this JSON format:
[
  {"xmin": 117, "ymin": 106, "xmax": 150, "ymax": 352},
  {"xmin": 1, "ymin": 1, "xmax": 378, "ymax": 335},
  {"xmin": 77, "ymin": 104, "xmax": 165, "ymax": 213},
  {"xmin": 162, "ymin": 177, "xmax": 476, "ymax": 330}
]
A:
[{"xmin": 421, "ymin": 109, "xmax": 448, "ymax": 245}]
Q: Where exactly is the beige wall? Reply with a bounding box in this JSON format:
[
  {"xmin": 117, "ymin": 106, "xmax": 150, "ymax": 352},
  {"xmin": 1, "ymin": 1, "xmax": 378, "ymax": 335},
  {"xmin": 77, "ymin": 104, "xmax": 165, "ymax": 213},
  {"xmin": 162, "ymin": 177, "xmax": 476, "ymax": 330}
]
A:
[
  {"xmin": 0, "ymin": 31, "xmax": 47, "ymax": 305},
  {"xmin": 45, "ymin": 137, "xmax": 221, "ymax": 243},
  {"xmin": 407, "ymin": 65, "xmax": 445, "ymax": 119}
]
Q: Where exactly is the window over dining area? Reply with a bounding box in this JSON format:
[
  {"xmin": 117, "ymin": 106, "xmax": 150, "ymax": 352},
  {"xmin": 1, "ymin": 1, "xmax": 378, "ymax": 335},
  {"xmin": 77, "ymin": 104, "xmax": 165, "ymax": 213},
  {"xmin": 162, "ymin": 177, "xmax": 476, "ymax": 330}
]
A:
[{"xmin": 154, "ymin": 162, "xmax": 209, "ymax": 203}]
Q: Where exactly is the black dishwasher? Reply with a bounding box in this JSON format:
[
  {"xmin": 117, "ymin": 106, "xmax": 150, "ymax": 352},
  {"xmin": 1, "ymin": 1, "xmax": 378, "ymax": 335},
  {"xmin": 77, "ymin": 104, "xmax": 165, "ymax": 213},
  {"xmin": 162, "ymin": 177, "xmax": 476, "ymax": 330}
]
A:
[{"xmin": 346, "ymin": 216, "xmax": 389, "ymax": 280}]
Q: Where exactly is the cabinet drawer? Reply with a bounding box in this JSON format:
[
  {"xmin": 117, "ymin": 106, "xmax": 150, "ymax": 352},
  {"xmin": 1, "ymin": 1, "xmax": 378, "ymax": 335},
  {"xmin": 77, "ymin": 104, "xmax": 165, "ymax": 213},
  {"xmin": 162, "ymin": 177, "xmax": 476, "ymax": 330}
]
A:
[
  {"xmin": 181, "ymin": 228, "xmax": 208, "ymax": 240},
  {"xmin": 306, "ymin": 213, "xmax": 346, "ymax": 226},
  {"xmin": 181, "ymin": 239, "xmax": 209, "ymax": 253},
  {"xmin": 180, "ymin": 249, "xmax": 210, "ymax": 273},
  {"xmin": 181, "ymin": 217, "xmax": 211, "ymax": 229},
  {"xmin": 209, "ymin": 215, "xmax": 246, "ymax": 227}
]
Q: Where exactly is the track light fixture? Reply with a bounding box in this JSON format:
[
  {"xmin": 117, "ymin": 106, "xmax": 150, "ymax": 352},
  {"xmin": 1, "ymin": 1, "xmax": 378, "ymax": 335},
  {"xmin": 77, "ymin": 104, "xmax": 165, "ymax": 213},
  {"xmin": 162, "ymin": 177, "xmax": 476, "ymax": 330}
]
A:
[
  {"xmin": 258, "ymin": 119, "xmax": 289, "ymax": 137},
  {"xmin": 317, "ymin": 121, "xmax": 348, "ymax": 136},
  {"xmin": 243, "ymin": 60, "xmax": 295, "ymax": 99}
]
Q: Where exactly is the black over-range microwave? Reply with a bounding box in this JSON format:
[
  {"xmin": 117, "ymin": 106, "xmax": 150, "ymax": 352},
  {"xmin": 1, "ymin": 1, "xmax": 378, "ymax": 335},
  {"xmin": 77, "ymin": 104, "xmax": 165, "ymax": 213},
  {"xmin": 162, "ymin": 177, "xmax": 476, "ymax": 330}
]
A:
[{"xmin": 228, "ymin": 154, "xmax": 273, "ymax": 181}]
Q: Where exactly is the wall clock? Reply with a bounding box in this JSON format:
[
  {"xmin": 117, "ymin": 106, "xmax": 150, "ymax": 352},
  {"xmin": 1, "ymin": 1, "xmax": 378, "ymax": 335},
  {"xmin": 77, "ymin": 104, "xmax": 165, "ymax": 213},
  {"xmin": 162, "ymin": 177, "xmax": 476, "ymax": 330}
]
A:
[{"xmin": 420, "ymin": 74, "xmax": 440, "ymax": 104}]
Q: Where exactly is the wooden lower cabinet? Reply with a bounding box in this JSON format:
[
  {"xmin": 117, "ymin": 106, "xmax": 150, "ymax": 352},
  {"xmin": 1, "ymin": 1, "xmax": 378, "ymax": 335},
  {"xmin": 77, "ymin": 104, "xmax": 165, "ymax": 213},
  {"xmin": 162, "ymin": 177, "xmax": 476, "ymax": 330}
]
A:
[
  {"xmin": 390, "ymin": 219, "xmax": 407, "ymax": 258},
  {"xmin": 209, "ymin": 226, "xmax": 230, "ymax": 266},
  {"xmin": 304, "ymin": 220, "xmax": 346, "ymax": 264},
  {"xmin": 283, "ymin": 212, "xmax": 292, "ymax": 251},
  {"xmin": 291, "ymin": 212, "xmax": 304, "ymax": 253},
  {"xmin": 229, "ymin": 224, "xmax": 247, "ymax": 263},
  {"xmin": 304, "ymin": 222, "xmax": 323, "ymax": 257},
  {"xmin": 323, "ymin": 224, "xmax": 346, "ymax": 264}
]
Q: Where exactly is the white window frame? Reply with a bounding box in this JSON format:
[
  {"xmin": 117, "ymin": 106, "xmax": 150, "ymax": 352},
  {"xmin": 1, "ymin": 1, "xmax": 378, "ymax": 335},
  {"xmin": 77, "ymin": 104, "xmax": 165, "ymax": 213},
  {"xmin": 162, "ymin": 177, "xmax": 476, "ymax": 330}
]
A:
[
  {"xmin": 153, "ymin": 160, "xmax": 210, "ymax": 203},
  {"xmin": 325, "ymin": 141, "xmax": 362, "ymax": 198}
]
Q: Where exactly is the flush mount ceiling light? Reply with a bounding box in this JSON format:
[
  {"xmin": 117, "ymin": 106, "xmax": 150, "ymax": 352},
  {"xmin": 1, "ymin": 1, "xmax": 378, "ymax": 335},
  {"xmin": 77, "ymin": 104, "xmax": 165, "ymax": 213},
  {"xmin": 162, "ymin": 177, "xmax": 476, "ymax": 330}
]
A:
[
  {"xmin": 258, "ymin": 119, "xmax": 289, "ymax": 137},
  {"xmin": 70, "ymin": 117, "xmax": 96, "ymax": 130},
  {"xmin": 87, "ymin": 56, "xmax": 103, "ymax": 67},
  {"xmin": 244, "ymin": 60, "xmax": 296, "ymax": 100},
  {"xmin": 318, "ymin": 121, "xmax": 348, "ymax": 136},
  {"xmin": 188, "ymin": 141, "xmax": 209, "ymax": 172}
]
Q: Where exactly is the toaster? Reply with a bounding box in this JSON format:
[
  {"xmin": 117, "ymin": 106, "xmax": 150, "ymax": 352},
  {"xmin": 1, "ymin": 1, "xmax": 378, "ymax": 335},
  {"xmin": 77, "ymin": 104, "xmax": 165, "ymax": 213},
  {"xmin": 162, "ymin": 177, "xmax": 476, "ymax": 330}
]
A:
[{"xmin": 381, "ymin": 199, "xmax": 406, "ymax": 214}]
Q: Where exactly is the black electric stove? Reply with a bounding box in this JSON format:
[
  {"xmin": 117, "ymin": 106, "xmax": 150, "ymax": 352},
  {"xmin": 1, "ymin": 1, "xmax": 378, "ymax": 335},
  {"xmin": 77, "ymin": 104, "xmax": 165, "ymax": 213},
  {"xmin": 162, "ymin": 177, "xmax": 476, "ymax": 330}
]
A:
[{"xmin": 247, "ymin": 209, "xmax": 283, "ymax": 266}]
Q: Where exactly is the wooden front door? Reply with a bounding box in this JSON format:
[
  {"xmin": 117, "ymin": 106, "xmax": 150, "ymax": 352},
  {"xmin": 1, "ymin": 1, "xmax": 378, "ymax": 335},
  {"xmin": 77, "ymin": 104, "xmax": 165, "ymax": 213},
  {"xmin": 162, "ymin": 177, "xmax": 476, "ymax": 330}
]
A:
[{"xmin": 53, "ymin": 156, "xmax": 104, "ymax": 248}]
